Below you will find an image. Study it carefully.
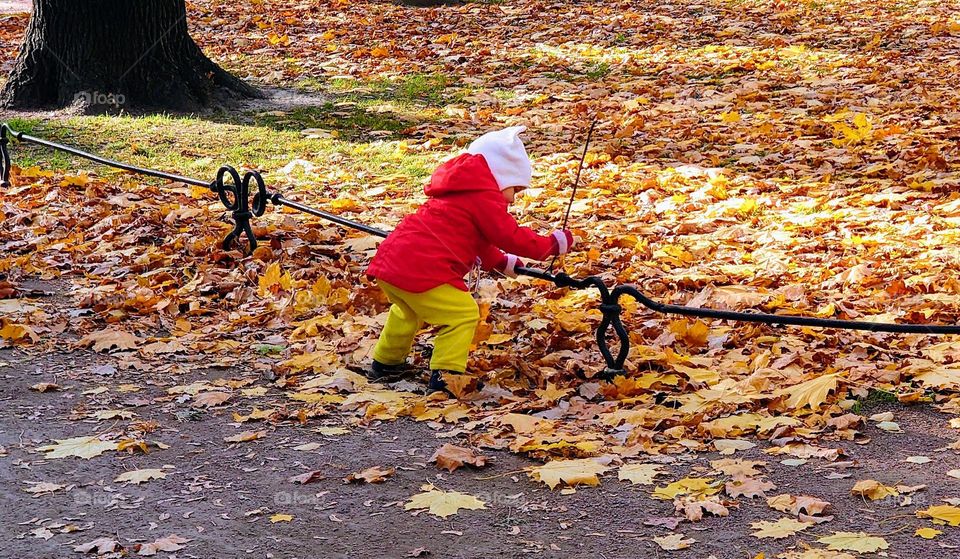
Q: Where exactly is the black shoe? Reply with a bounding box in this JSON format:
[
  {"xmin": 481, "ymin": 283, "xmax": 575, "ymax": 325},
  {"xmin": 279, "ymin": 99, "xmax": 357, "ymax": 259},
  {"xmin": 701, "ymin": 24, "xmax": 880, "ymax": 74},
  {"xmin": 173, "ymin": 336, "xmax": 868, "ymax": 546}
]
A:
[
  {"xmin": 427, "ymin": 370, "xmax": 448, "ymax": 393},
  {"xmin": 368, "ymin": 360, "xmax": 411, "ymax": 381}
]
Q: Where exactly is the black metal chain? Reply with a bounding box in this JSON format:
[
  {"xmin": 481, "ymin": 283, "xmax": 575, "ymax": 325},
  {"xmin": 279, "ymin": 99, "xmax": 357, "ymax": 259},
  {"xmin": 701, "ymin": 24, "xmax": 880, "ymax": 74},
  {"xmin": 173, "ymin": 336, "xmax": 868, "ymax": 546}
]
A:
[
  {"xmin": 4, "ymin": 121, "xmax": 959, "ymax": 382},
  {"xmin": 516, "ymin": 266, "xmax": 960, "ymax": 379}
]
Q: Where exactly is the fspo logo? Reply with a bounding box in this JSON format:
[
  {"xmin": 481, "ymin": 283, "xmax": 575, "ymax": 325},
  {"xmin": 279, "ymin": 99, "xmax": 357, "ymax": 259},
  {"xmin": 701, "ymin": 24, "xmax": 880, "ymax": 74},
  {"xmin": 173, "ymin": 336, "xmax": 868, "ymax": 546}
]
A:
[{"xmin": 73, "ymin": 91, "xmax": 126, "ymax": 107}]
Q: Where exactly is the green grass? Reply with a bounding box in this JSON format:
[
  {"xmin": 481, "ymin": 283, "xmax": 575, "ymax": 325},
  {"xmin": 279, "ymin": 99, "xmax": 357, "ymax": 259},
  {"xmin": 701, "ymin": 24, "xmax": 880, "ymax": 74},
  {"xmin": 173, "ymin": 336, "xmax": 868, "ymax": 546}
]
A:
[
  {"xmin": 250, "ymin": 104, "xmax": 413, "ymax": 139},
  {"xmin": 4, "ymin": 114, "xmax": 436, "ymax": 189},
  {"xmin": 298, "ymin": 73, "xmax": 462, "ymax": 108},
  {"xmin": 849, "ymin": 389, "xmax": 898, "ymax": 414},
  {"xmin": 585, "ymin": 61, "xmax": 611, "ymax": 80},
  {"xmin": 279, "ymin": 73, "xmax": 465, "ymax": 141}
]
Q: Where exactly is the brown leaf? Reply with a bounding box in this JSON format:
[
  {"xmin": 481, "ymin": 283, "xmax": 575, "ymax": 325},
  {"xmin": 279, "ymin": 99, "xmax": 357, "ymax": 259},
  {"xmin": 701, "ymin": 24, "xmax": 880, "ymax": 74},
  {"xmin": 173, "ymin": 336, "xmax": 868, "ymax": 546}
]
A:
[
  {"xmin": 680, "ymin": 497, "xmax": 730, "ymax": 521},
  {"xmin": 725, "ymin": 477, "xmax": 777, "ymax": 498},
  {"xmin": 224, "ymin": 430, "xmax": 266, "ymax": 443},
  {"xmin": 137, "ymin": 534, "xmax": 190, "ymax": 556},
  {"xmin": 289, "ymin": 470, "xmax": 326, "ymax": 484},
  {"xmin": 29, "ymin": 382, "xmax": 61, "ymax": 393},
  {"xmin": 78, "ymin": 328, "xmax": 140, "ymax": 352},
  {"xmin": 767, "ymin": 494, "xmax": 832, "ymax": 517},
  {"xmin": 442, "ymin": 374, "xmax": 480, "ymax": 399},
  {"xmin": 429, "ymin": 444, "xmax": 488, "ymax": 472},
  {"xmin": 74, "ymin": 537, "xmax": 121, "ymax": 554},
  {"xmin": 710, "ymin": 458, "xmax": 766, "ymax": 477},
  {"xmin": 193, "ymin": 391, "xmax": 232, "ymax": 408},
  {"xmin": 344, "ymin": 466, "xmax": 395, "ymax": 484}
]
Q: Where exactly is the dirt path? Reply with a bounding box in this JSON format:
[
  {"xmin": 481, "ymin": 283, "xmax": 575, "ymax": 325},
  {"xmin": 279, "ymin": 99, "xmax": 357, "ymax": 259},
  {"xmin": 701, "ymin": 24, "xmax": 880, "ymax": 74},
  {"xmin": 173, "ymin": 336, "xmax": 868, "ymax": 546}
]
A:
[{"xmin": 3, "ymin": 332, "xmax": 960, "ymax": 557}]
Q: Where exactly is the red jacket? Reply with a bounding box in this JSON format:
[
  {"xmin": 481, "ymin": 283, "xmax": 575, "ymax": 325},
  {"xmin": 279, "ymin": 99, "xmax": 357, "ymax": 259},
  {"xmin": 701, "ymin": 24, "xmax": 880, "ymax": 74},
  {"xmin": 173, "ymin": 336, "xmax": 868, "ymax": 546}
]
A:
[{"xmin": 367, "ymin": 153, "xmax": 565, "ymax": 293}]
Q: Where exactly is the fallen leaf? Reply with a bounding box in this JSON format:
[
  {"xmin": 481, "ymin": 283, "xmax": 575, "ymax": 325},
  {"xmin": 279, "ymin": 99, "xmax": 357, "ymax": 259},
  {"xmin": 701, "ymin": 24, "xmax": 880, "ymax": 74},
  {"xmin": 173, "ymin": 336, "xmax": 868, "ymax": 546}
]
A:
[
  {"xmin": 137, "ymin": 534, "xmax": 189, "ymax": 556},
  {"xmin": 430, "ymin": 444, "xmax": 488, "ymax": 472},
  {"xmin": 918, "ymin": 504, "xmax": 960, "ymax": 526},
  {"xmin": 344, "ymin": 466, "xmax": 395, "ymax": 484},
  {"xmin": 618, "ymin": 463, "xmax": 666, "ymax": 485},
  {"xmin": 851, "ymin": 479, "xmax": 898, "ymax": 501},
  {"xmin": 817, "ymin": 532, "xmax": 889, "ymax": 553},
  {"xmin": 776, "ymin": 373, "xmax": 839, "ymax": 410},
  {"xmin": 114, "ymin": 469, "xmax": 167, "ymax": 485},
  {"xmin": 23, "ymin": 481, "xmax": 66, "ymax": 495},
  {"xmin": 79, "ymin": 328, "xmax": 140, "ymax": 352},
  {"xmin": 74, "ymin": 537, "xmax": 120, "ymax": 554},
  {"xmin": 289, "ymin": 470, "xmax": 326, "ymax": 484},
  {"xmin": 767, "ymin": 494, "xmax": 831, "ymax": 517},
  {"xmin": 404, "ymin": 487, "xmax": 486, "ymax": 518},
  {"xmin": 193, "ymin": 391, "xmax": 232, "ymax": 407},
  {"xmin": 751, "ymin": 518, "xmax": 813, "ymax": 539},
  {"xmin": 652, "ymin": 533, "xmax": 695, "ymax": 550},
  {"xmin": 270, "ymin": 514, "xmax": 294, "ymax": 523},
  {"xmin": 710, "ymin": 458, "xmax": 766, "ymax": 477},
  {"xmin": 714, "ymin": 439, "xmax": 756, "ymax": 455},
  {"xmin": 29, "ymin": 382, "xmax": 60, "ymax": 392},
  {"xmin": 224, "ymin": 430, "xmax": 266, "ymax": 443},
  {"xmin": 37, "ymin": 436, "xmax": 119, "ymax": 459},
  {"xmin": 726, "ymin": 477, "xmax": 777, "ymax": 498},
  {"xmin": 653, "ymin": 477, "xmax": 721, "ymax": 500},
  {"xmin": 915, "ymin": 527, "xmax": 942, "ymax": 539},
  {"xmin": 527, "ymin": 458, "xmax": 609, "ymax": 489}
]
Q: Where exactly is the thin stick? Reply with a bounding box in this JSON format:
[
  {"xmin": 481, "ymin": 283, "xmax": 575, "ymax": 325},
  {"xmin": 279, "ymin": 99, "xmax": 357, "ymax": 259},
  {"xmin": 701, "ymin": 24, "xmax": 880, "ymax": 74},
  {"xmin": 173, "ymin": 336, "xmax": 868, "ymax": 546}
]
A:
[{"xmin": 548, "ymin": 118, "xmax": 597, "ymax": 274}]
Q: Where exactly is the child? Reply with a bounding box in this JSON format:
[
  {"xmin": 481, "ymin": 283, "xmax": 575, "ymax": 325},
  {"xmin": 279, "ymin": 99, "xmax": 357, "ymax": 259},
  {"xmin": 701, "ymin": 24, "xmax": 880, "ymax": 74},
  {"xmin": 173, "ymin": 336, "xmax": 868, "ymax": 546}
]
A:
[{"xmin": 366, "ymin": 126, "xmax": 575, "ymax": 392}]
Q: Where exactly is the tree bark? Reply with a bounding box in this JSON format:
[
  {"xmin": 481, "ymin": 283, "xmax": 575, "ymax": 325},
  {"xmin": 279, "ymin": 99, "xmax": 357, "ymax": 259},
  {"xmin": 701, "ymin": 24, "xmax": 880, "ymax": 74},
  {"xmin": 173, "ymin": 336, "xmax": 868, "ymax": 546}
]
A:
[{"xmin": 0, "ymin": 0, "xmax": 261, "ymax": 112}]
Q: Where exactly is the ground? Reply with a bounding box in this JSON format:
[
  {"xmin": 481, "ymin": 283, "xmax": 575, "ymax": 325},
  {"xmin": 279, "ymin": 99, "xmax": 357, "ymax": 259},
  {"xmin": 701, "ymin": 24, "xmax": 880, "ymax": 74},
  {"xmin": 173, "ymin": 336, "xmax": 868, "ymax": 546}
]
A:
[
  {"xmin": 2, "ymin": 0, "xmax": 960, "ymax": 558},
  {"xmin": 4, "ymin": 300, "xmax": 960, "ymax": 558}
]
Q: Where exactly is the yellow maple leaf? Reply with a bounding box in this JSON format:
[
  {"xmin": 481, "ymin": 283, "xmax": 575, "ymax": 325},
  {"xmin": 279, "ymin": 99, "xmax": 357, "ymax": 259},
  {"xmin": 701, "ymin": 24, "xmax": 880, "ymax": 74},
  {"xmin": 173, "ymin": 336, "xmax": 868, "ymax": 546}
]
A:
[
  {"xmin": 915, "ymin": 527, "xmax": 942, "ymax": 539},
  {"xmin": 776, "ymin": 373, "xmax": 839, "ymax": 410},
  {"xmin": 720, "ymin": 111, "xmax": 741, "ymax": 123},
  {"xmin": 851, "ymin": 479, "xmax": 899, "ymax": 501},
  {"xmin": 38, "ymin": 436, "xmax": 119, "ymax": 459},
  {"xmin": 404, "ymin": 487, "xmax": 486, "ymax": 518},
  {"xmin": 618, "ymin": 463, "xmax": 665, "ymax": 485},
  {"xmin": 224, "ymin": 430, "xmax": 266, "ymax": 443},
  {"xmin": 0, "ymin": 321, "xmax": 38, "ymax": 344},
  {"xmin": 269, "ymin": 514, "xmax": 293, "ymax": 523},
  {"xmin": 527, "ymin": 458, "xmax": 609, "ymax": 489},
  {"xmin": 267, "ymin": 33, "xmax": 290, "ymax": 46},
  {"xmin": 281, "ymin": 351, "xmax": 338, "ymax": 373},
  {"xmin": 653, "ymin": 477, "xmax": 721, "ymax": 500},
  {"xmin": 817, "ymin": 532, "xmax": 889, "ymax": 553},
  {"xmin": 652, "ymin": 533, "xmax": 695, "ymax": 550},
  {"xmin": 918, "ymin": 504, "xmax": 960, "ymax": 526},
  {"xmin": 114, "ymin": 469, "xmax": 167, "ymax": 485},
  {"xmin": 534, "ymin": 383, "xmax": 572, "ymax": 402},
  {"xmin": 61, "ymin": 172, "xmax": 91, "ymax": 187},
  {"xmin": 258, "ymin": 262, "xmax": 293, "ymax": 297},
  {"xmin": 751, "ymin": 518, "xmax": 813, "ymax": 539},
  {"xmin": 19, "ymin": 165, "xmax": 55, "ymax": 179}
]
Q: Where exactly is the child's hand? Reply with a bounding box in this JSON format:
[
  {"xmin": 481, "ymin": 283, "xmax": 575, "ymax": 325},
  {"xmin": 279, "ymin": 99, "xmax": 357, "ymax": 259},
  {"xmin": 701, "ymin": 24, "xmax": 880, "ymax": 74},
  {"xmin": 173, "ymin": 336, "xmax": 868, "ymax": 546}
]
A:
[
  {"xmin": 552, "ymin": 230, "xmax": 576, "ymax": 255},
  {"xmin": 497, "ymin": 253, "xmax": 524, "ymax": 278}
]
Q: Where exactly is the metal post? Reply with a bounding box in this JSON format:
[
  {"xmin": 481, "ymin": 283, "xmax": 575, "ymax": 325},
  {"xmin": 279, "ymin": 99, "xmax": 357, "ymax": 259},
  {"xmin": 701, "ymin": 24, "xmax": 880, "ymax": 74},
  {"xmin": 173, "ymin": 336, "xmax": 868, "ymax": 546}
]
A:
[{"xmin": 0, "ymin": 123, "xmax": 11, "ymax": 189}]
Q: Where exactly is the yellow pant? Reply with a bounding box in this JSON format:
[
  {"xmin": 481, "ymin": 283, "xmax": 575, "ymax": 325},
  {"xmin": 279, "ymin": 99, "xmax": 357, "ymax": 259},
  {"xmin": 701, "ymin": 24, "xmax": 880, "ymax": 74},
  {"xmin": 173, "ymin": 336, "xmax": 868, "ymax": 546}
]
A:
[{"xmin": 373, "ymin": 280, "xmax": 479, "ymax": 373}]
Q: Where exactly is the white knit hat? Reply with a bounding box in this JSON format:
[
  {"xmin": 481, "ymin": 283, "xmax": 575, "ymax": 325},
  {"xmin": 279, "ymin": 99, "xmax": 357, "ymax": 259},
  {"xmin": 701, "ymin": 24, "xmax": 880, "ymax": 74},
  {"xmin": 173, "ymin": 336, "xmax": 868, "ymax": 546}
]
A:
[{"xmin": 466, "ymin": 126, "xmax": 532, "ymax": 190}]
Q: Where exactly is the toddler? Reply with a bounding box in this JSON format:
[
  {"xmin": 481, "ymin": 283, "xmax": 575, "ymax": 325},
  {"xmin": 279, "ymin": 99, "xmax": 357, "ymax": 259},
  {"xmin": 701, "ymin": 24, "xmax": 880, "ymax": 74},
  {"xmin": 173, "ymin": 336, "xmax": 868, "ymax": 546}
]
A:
[{"xmin": 366, "ymin": 126, "xmax": 575, "ymax": 392}]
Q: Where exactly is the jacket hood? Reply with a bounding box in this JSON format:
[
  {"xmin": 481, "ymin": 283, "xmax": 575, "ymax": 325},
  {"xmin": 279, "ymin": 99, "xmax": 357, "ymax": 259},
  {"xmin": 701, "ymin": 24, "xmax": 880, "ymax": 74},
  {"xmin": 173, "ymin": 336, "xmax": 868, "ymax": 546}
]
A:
[{"xmin": 424, "ymin": 153, "xmax": 500, "ymax": 197}]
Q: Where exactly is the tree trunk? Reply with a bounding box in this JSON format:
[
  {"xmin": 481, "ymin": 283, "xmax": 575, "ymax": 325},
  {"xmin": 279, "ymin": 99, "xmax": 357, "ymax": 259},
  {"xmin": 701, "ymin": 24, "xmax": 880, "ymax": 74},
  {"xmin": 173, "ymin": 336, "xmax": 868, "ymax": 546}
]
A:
[{"xmin": 0, "ymin": 0, "xmax": 261, "ymax": 112}]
